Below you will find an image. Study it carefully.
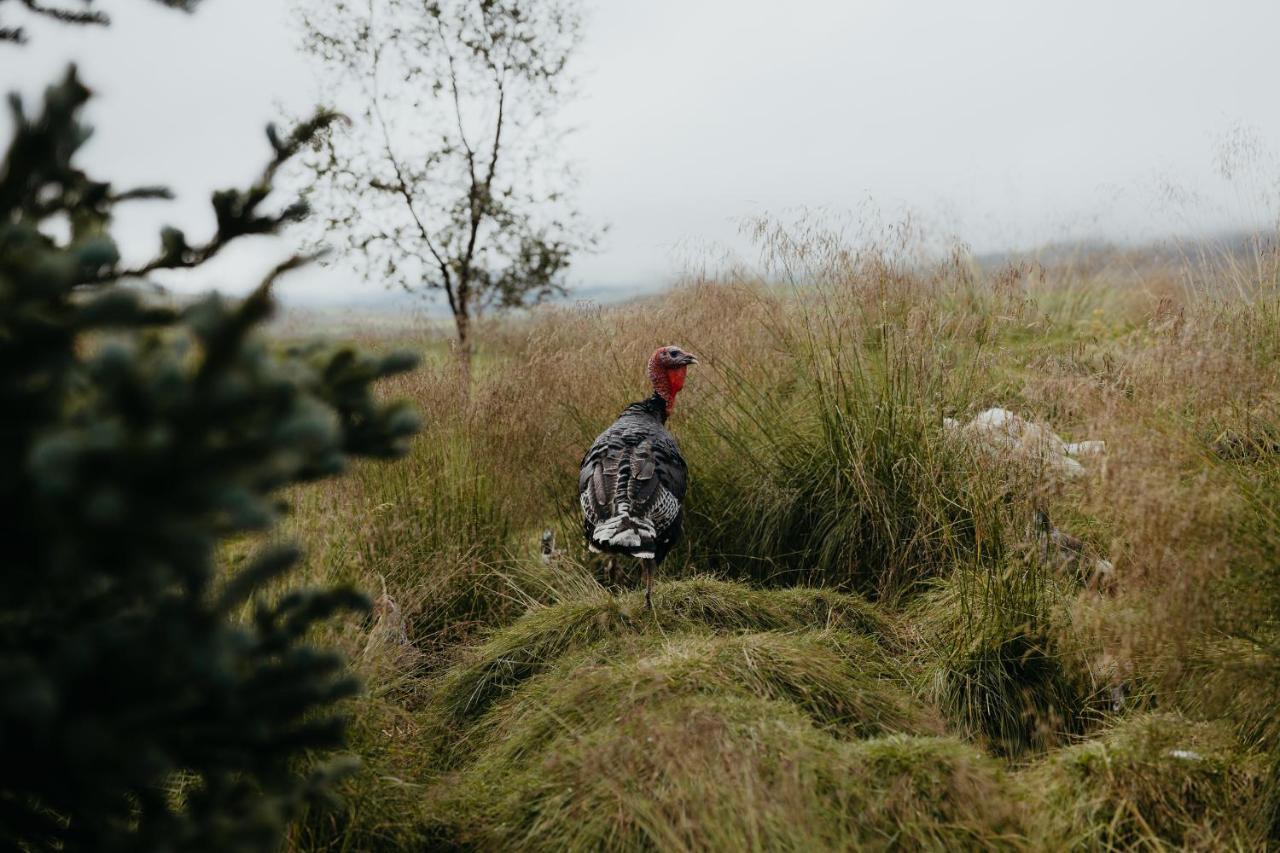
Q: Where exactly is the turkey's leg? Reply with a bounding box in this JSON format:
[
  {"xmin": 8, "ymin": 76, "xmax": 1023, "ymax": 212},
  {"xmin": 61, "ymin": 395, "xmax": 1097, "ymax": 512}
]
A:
[
  {"xmin": 643, "ymin": 559, "xmax": 654, "ymax": 610},
  {"xmin": 605, "ymin": 557, "xmax": 617, "ymax": 591}
]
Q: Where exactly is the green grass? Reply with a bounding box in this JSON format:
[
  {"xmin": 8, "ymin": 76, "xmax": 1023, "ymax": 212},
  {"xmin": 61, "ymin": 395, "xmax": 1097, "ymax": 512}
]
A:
[
  {"xmin": 448, "ymin": 630, "xmax": 938, "ymax": 770},
  {"xmin": 672, "ymin": 298, "xmax": 1022, "ymax": 599},
  {"xmin": 913, "ymin": 564, "xmax": 1104, "ymax": 757},
  {"xmin": 443, "ymin": 694, "xmax": 1028, "ymax": 851},
  {"xmin": 1026, "ymin": 713, "xmax": 1270, "ymax": 849},
  {"xmin": 427, "ymin": 577, "xmax": 892, "ymax": 734},
  {"xmin": 270, "ymin": 235, "xmax": 1280, "ymax": 850}
]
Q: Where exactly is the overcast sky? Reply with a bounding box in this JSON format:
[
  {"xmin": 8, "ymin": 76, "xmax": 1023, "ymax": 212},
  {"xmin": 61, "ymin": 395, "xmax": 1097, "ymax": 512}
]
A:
[{"xmin": 5, "ymin": 0, "xmax": 1280, "ymax": 305}]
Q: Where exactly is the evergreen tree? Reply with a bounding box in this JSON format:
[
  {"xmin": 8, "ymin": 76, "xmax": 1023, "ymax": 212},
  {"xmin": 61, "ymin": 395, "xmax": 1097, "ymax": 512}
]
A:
[{"xmin": 0, "ymin": 66, "xmax": 420, "ymax": 851}]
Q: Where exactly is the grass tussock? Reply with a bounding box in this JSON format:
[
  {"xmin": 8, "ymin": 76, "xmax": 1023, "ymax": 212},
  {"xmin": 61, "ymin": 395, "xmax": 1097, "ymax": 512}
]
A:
[
  {"xmin": 672, "ymin": 277, "xmax": 1027, "ymax": 598},
  {"xmin": 443, "ymin": 694, "xmax": 1027, "ymax": 852},
  {"xmin": 443, "ymin": 630, "xmax": 940, "ymax": 769},
  {"xmin": 429, "ymin": 577, "xmax": 890, "ymax": 731},
  {"xmin": 913, "ymin": 564, "xmax": 1105, "ymax": 757},
  {"xmin": 1028, "ymin": 713, "xmax": 1270, "ymax": 849}
]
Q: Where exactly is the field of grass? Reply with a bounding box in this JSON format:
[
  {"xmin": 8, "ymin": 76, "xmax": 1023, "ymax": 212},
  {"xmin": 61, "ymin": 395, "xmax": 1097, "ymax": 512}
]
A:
[{"xmin": 261, "ymin": 225, "xmax": 1280, "ymax": 850}]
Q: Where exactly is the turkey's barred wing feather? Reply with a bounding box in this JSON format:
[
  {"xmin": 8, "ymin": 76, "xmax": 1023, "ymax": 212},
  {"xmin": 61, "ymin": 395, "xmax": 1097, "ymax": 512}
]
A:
[
  {"xmin": 646, "ymin": 484, "xmax": 682, "ymax": 535},
  {"xmin": 651, "ymin": 433, "xmax": 688, "ymax": 500},
  {"xmin": 628, "ymin": 439, "xmax": 659, "ymax": 506},
  {"xmin": 647, "ymin": 433, "xmax": 687, "ymax": 542},
  {"xmin": 590, "ymin": 454, "xmax": 612, "ymax": 510},
  {"xmin": 579, "ymin": 432, "xmax": 617, "ymax": 528}
]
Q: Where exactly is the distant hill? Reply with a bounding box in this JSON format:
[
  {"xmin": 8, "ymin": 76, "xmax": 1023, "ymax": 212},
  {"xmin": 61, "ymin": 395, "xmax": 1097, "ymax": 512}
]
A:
[
  {"xmin": 974, "ymin": 228, "xmax": 1273, "ymax": 273},
  {"xmin": 267, "ymin": 228, "xmax": 1275, "ymax": 327}
]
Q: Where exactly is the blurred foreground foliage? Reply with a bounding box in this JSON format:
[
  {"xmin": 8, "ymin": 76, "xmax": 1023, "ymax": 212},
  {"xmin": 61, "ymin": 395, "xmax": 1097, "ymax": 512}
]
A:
[{"xmin": 0, "ymin": 67, "xmax": 419, "ymax": 850}]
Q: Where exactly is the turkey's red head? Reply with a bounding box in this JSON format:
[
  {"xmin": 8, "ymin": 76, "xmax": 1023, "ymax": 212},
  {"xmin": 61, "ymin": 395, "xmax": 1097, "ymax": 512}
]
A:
[{"xmin": 647, "ymin": 344, "xmax": 698, "ymax": 416}]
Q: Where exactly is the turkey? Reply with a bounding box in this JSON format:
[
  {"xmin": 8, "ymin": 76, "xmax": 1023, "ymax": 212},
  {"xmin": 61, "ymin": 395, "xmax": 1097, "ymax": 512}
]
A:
[{"xmin": 578, "ymin": 344, "xmax": 698, "ymax": 609}]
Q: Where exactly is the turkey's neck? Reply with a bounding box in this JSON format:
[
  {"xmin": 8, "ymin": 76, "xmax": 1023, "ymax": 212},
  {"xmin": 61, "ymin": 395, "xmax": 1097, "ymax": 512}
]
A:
[
  {"xmin": 647, "ymin": 363, "xmax": 687, "ymax": 419},
  {"xmin": 637, "ymin": 392, "xmax": 670, "ymax": 422}
]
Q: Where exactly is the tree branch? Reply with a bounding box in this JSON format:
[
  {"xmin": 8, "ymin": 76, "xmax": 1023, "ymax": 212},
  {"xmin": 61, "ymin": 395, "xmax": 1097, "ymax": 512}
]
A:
[
  {"xmin": 431, "ymin": 7, "xmax": 477, "ymax": 186},
  {"xmin": 17, "ymin": 0, "xmax": 109, "ymax": 28},
  {"xmin": 483, "ymin": 79, "xmax": 505, "ymax": 192},
  {"xmin": 457, "ymin": 63, "xmax": 506, "ymax": 318},
  {"xmin": 110, "ymin": 112, "xmax": 343, "ymax": 281},
  {"xmin": 365, "ymin": 5, "xmax": 457, "ymax": 316}
]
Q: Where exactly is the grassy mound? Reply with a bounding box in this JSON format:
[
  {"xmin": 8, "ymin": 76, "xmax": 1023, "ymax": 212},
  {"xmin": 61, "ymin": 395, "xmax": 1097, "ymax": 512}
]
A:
[
  {"xmin": 443, "ymin": 630, "xmax": 940, "ymax": 768},
  {"xmin": 430, "ymin": 577, "xmax": 890, "ymax": 729},
  {"xmin": 1028, "ymin": 713, "xmax": 1270, "ymax": 849},
  {"xmin": 417, "ymin": 578, "xmax": 986, "ymax": 849},
  {"xmin": 442, "ymin": 694, "xmax": 1027, "ymax": 851}
]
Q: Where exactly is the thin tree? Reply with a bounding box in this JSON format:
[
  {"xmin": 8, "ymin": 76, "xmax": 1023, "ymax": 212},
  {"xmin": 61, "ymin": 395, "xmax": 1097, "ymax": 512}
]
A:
[{"xmin": 298, "ymin": 0, "xmax": 595, "ymax": 377}]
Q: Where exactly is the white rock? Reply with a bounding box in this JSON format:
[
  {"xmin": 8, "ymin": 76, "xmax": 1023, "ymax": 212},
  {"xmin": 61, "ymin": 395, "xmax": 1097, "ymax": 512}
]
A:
[
  {"xmin": 1065, "ymin": 440, "xmax": 1107, "ymax": 456},
  {"xmin": 948, "ymin": 407, "xmax": 1105, "ymax": 481}
]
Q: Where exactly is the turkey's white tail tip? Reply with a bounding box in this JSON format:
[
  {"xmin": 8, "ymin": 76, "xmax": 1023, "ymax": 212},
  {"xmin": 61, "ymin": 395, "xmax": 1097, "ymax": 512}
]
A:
[
  {"xmin": 610, "ymin": 529, "xmax": 643, "ymax": 548},
  {"xmin": 591, "ymin": 512, "xmax": 656, "ymax": 553}
]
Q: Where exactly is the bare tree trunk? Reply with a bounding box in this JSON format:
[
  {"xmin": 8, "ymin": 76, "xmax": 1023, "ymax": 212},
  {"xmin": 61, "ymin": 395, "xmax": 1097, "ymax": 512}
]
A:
[{"xmin": 453, "ymin": 306, "xmax": 472, "ymax": 386}]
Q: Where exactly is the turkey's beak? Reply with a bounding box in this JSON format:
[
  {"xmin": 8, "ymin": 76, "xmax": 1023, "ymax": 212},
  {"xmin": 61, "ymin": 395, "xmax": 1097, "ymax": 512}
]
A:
[{"xmin": 679, "ymin": 352, "xmax": 699, "ymax": 366}]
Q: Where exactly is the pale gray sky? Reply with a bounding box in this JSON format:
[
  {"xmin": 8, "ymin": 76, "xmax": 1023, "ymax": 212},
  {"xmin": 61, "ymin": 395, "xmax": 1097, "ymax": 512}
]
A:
[{"xmin": 5, "ymin": 0, "xmax": 1280, "ymax": 305}]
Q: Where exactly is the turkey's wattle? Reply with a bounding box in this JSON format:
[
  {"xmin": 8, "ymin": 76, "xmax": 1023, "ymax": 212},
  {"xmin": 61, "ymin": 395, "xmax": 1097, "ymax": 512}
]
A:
[
  {"xmin": 647, "ymin": 355, "xmax": 690, "ymax": 415},
  {"xmin": 578, "ymin": 344, "xmax": 698, "ymax": 609}
]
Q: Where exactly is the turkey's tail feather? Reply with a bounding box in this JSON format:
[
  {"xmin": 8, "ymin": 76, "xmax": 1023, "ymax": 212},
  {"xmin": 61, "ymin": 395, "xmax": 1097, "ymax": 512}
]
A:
[{"xmin": 590, "ymin": 503, "xmax": 656, "ymax": 559}]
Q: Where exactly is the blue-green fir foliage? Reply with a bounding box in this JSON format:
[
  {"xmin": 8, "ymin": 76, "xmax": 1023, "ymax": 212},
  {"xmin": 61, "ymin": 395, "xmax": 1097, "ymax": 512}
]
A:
[{"xmin": 0, "ymin": 67, "xmax": 420, "ymax": 851}]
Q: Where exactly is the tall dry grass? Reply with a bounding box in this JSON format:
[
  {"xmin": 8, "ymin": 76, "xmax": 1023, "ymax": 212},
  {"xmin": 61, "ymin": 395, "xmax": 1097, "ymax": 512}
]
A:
[{"xmin": 272, "ymin": 222, "xmax": 1280, "ymax": 849}]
